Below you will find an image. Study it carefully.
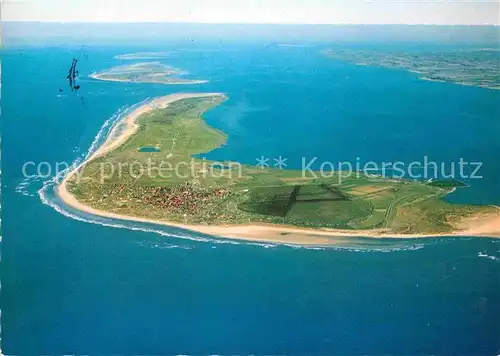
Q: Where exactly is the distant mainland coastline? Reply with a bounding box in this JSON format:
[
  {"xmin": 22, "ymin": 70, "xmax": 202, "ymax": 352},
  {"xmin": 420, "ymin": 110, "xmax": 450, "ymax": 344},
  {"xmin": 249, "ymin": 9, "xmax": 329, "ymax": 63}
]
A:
[{"xmin": 322, "ymin": 48, "xmax": 500, "ymax": 90}]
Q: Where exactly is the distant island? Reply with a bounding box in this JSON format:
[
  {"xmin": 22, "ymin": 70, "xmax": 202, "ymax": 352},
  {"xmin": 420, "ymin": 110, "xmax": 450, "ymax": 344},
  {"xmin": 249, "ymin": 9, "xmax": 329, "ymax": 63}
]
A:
[
  {"xmin": 114, "ymin": 52, "xmax": 170, "ymax": 60},
  {"xmin": 322, "ymin": 48, "xmax": 500, "ymax": 90},
  {"xmin": 58, "ymin": 93, "xmax": 500, "ymax": 245},
  {"xmin": 90, "ymin": 62, "xmax": 208, "ymax": 85}
]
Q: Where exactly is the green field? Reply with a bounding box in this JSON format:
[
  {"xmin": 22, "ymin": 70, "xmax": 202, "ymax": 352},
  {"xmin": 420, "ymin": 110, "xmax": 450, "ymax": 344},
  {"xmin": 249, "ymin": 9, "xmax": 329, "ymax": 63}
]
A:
[{"xmin": 68, "ymin": 96, "xmax": 494, "ymax": 234}]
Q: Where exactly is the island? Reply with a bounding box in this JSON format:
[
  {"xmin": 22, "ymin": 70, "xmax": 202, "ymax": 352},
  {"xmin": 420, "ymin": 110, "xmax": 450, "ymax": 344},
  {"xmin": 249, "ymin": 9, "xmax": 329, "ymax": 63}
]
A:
[
  {"xmin": 322, "ymin": 48, "xmax": 500, "ymax": 90},
  {"xmin": 90, "ymin": 62, "xmax": 208, "ymax": 85},
  {"xmin": 58, "ymin": 93, "xmax": 500, "ymax": 245}
]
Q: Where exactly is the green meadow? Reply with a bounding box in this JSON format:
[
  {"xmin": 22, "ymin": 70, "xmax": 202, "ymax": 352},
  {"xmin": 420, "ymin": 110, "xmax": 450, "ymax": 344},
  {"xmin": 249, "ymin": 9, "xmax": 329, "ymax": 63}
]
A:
[{"xmin": 68, "ymin": 96, "xmax": 493, "ymax": 234}]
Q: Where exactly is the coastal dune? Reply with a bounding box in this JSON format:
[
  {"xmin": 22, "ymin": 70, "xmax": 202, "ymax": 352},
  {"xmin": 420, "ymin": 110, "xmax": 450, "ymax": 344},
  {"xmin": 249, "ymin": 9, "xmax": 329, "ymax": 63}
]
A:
[{"xmin": 57, "ymin": 94, "xmax": 500, "ymax": 245}]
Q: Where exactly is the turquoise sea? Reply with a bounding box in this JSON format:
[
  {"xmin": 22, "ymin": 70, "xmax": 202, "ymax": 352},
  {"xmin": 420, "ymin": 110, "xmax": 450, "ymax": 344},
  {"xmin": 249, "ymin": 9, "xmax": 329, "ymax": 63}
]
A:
[{"xmin": 1, "ymin": 24, "xmax": 499, "ymax": 354}]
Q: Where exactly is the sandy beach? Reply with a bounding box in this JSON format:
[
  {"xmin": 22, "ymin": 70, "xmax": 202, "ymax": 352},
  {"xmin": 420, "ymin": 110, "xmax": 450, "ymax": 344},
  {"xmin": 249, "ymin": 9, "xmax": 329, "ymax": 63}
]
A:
[{"xmin": 57, "ymin": 94, "xmax": 500, "ymax": 246}]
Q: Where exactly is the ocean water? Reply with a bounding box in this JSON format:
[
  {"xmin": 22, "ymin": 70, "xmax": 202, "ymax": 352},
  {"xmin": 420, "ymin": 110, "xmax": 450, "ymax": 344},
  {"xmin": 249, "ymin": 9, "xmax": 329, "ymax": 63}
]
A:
[{"xmin": 1, "ymin": 28, "xmax": 500, "ymax": 354}]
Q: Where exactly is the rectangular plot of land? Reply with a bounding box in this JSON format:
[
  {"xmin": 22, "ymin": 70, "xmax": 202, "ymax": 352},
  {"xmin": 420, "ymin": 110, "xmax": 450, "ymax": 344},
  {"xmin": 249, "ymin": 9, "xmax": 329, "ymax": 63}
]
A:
[
  {"xmin": 287, "ymin": 199, "xmax": 372, "ymax": 228},
  {"xmin": 348, "ymin": 185, "xmax": 389, "ymax": 196}
]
